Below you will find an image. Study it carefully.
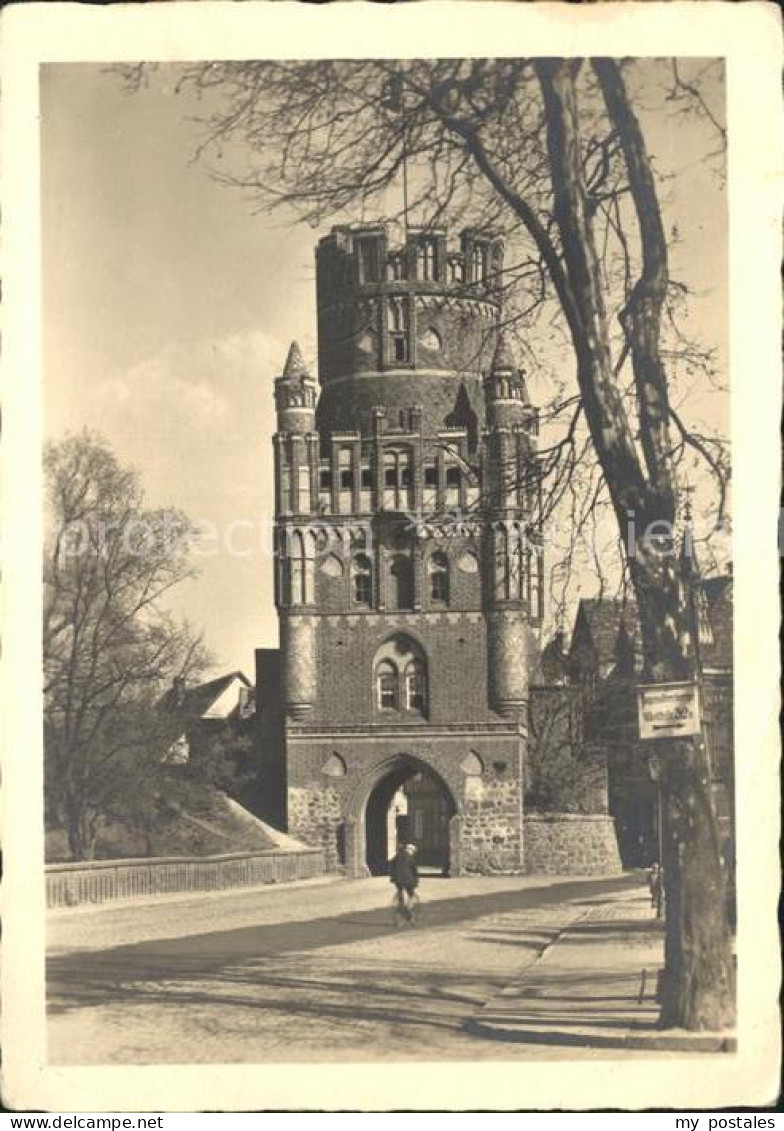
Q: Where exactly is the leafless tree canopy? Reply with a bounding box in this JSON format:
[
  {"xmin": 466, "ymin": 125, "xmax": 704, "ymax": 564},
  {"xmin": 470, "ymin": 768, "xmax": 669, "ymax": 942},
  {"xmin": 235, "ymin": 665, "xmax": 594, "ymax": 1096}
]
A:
[{"xmin": 44, "ymin": 431, "xmax": 210, "ymax": 859}]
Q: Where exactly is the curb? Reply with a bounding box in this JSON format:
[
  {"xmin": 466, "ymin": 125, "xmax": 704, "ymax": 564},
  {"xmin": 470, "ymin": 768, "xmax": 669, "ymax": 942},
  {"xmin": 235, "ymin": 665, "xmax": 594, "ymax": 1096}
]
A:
[
  {"xmin": 465, "ymin": 893, "xmax": 737, "ymax": 1054},
  {"xmin": 465, "ymin": 1016, "xmax": 737, "ymax": 1053}
]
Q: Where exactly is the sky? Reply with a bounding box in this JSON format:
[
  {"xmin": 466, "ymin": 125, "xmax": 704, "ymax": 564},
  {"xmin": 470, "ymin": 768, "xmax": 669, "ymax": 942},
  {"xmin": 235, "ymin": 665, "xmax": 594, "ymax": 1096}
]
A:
[{"xmin": 41, "ymin": 61, "xmax": 728, "ymax": 677}]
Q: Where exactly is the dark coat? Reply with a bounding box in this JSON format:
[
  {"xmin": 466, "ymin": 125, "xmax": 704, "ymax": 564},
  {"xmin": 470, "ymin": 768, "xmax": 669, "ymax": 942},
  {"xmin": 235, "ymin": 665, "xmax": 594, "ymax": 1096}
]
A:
[{"xmin": 389, "ymin": 850, "xmax": 419, "ymax": 890}]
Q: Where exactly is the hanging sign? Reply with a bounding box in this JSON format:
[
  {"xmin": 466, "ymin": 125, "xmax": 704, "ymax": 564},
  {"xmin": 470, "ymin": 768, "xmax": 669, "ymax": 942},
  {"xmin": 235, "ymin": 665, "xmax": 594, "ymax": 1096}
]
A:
[{"xmin": 637, "ymin": 681, "xmax": 701, "ymax": 741}]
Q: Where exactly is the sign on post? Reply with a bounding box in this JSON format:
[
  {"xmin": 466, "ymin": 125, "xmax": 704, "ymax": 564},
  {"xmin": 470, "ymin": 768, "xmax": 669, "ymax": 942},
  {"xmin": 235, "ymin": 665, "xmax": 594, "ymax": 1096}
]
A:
[{"xmin": 637, "ymin": 681, "xmax": 701, "ymax": 741}]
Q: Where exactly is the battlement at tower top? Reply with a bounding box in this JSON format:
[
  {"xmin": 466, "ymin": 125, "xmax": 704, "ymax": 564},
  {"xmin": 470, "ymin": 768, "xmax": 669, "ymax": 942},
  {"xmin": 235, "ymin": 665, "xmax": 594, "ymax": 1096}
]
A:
[{"xmin": 316, "ymin": 222, "xmax": 505, "ymax": 302}]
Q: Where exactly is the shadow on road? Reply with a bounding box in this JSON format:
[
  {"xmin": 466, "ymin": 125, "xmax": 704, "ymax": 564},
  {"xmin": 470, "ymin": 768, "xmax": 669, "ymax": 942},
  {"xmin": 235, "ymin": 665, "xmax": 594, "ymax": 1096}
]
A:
[
  {"xmin": 47, "ymin": 876, "xmax": 641, "ymax": 1020},
  {"xmin": 46, "ymin": 875, "xmax": 663, "ymax": 1064}
]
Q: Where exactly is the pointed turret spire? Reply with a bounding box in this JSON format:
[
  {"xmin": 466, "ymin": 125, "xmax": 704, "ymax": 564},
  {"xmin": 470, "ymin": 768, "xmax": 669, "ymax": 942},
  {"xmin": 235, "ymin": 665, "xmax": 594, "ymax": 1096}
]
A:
[
  {"xmin": 491, "ymin": 329, "xmax": 517, "ymax": 374},
  {"xmin": 678, "ymin": 490, "xmax": 714, "ymax": 655},
  {"xmin": 485, "ymin": 326, "xmax": 531, "ymax": 410},
  {"xmin": 282, "ymin": 340, "xmax": 310, "ymax": 381},
  {"xmin": 275, "ymin": 341, "xmax": 316, "ymax": 434},
  {"xmin": 679, "ymin": 486, "xmax": 700, "ymax": 582}
]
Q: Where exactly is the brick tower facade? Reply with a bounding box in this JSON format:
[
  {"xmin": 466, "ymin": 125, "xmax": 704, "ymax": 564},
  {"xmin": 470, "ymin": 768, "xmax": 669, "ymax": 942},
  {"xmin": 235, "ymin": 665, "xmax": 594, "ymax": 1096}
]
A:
[{"xmin": 264, "ymin": 223, "xmax": 544, "ymax": 876}]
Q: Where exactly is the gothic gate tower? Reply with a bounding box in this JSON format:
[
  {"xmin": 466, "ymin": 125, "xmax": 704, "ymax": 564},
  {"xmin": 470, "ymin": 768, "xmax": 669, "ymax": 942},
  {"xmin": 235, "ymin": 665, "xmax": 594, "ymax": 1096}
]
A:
[{"xmin": 266, "ymin": 223, "xmax": 543, "ymax": 876}]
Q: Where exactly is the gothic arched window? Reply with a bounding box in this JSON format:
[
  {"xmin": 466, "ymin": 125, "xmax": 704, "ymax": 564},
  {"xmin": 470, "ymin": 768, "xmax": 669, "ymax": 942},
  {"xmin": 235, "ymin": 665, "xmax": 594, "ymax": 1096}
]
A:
[
  {"xmin": 376, "ymin": 660, "xmax": 398, "ymax": 711},
  {"xmin": 511, "ymin": 535, "xmax": 526, "ymax": 601},
  {"xmin": 382, "ymin": 448, "xmax": 413, "ymax": 510},
  {"xmin": 417, "ymin": 240, "xmax": 437, "ymax": 281},
  {"xmin": 357, "ymin": 237, "xmax": 381, "ymax": 284},
  {"xmin": 297, "ymin": 465, "xmax": 311, "ymax": 514},
  {"xmin": 383, "ymin": 450, "xmax": 396, "ymax": 501},
  {"xmin": 494, "ymin": 525, "xmax": 509, "ymax": 600},
  {"xmin": 388, "ymin": 298, "xmax": 410, "ymax": 364},
  {"xmin": 445, "ymin": 463, "xmax": 461, "ymax": 507},
  {"xmin": 338, "ymin": 446, "xmax": 354, "ymax": 514},
  {"xmin": 429, "ymin": 551, "xmax": 449, "ymax": 604},
  {"xmin": 390, "ymin": 555, "xmax": 414, "ymax": 610},
  {"xmin": 287, "ymin": 529, "xmax": 315, "ymax": 606},
  {"xmin": 373, "ymin": 635, "xmax": 428, "ymax": 716},
  {"xmin": 471, "ymin": 243, "xmax": 487, "ymax": 282},
  {"xmin": 353, "ymin": 553, "xmax": 373, "ymax": 607},
  {"xmin": 528, "ymin": 546, "xmax": 542, "ymax": 620},
  {"xmin": 405, "ymin": 660, "xmax": 427, "ymax": 713},
  {"xmin": 387, "ymin": 253, "xmax": 404, "ymax": 281}
]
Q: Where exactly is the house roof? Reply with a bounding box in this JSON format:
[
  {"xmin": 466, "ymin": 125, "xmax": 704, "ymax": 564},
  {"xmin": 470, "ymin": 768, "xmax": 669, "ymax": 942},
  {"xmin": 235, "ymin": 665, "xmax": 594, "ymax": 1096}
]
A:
[
  {"xmin": 159, "ymin": 671, "xmax": 252, "ymax": 724},
  {"xmin": 569, "ymin": 575, "xmax": 732, "ymax": 679},
  {"xmin": 699, "ymin": 575, "xmax": 733, "ymax": 668},
  {"xmin": 541, "ymin": 631, "xmax": 569, "ymax": 683},
  {"xmin": 701, "ymin": 575, "xmax": 732, "ymax": 604},
  {"xmin": 570, "ymin": 598, "xmax": 638, "ymax": 675}
]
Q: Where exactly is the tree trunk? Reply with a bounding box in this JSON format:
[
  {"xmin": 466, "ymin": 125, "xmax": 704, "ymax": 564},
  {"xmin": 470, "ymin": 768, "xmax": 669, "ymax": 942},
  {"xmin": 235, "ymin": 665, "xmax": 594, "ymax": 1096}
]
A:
[
  {"xmin": 66, "ymin": 802, "xmax": 99, "ymax": 861},
  {"xmin": 631, "ymin": 544, "xmax": 735, "ymax": 1030},
  {"xmin": 535, "ymin": 59, "xmax": 734, "ymax": 1031},
  {"xmin": 659, "ymin": 748, "xmax": 734, "ymax": 1028}
]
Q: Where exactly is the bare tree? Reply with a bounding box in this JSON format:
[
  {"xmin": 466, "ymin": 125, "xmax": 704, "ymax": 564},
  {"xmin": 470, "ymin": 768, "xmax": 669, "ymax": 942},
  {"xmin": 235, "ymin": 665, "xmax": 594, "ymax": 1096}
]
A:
[
  {"xmin": 526, "ymin": 686, "xmax": 605, "ymax": 814},
  {"xmin": 44, "ymin": 431, "xmax": 210, "ymax": 860},
  {"xmin": 116, "ymin": 56, "xmax": 733, "ymax": 1028}
]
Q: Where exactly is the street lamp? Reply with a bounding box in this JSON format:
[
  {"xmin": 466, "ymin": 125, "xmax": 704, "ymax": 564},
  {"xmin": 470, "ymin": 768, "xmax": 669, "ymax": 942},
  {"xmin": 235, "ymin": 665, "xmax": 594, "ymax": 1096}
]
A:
[{"xmin": 646, "ymin": 751, "xmax": 665, "ymax": 918}]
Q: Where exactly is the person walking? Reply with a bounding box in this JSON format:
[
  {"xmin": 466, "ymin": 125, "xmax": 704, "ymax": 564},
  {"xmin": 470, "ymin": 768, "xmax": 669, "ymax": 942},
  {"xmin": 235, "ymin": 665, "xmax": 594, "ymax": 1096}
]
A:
[{"xmin": 389, "ymin": 842, "xmax": 420, "ymax": 925}]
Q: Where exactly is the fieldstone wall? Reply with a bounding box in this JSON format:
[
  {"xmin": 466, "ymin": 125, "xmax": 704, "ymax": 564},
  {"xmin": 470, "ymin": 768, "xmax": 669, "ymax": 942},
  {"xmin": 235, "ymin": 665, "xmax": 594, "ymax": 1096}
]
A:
[
  {"xmin": 459, "ymin": 776, "xmax": 523, "ymax": 873},
  {"xmin": 288, "ymin": 785, "xmax": 343, "ymax": 872},
  {"xmin": 523, "ymin": 813, "xmax": 622, "ymax": 875}
]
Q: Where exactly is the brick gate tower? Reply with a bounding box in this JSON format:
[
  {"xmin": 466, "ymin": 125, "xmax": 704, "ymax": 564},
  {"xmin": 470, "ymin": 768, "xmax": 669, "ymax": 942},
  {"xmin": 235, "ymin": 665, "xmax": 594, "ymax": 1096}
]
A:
[{"xmin": 260, "ymin": 223, "xmax": 544, "ymax": 876}]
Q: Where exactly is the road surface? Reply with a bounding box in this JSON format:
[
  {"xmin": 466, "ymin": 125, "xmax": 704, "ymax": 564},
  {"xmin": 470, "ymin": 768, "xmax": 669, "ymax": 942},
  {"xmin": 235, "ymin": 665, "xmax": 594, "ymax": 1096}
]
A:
[{"xmin": 48, "ymin": 871, "xmax": 645, "ymax": 1064}]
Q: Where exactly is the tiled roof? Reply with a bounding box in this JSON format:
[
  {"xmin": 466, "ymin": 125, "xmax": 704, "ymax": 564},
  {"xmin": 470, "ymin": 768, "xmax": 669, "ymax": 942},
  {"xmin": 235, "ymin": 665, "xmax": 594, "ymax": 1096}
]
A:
[
  {"xmin": 572, "ymin": 598, "xmax": 638, "ymax": 672},
  {"xmin": 159, "ymin": 671, "xmax": 251, "ymax": 725},
  {"xmin": 569, "ymin": 575, "xmax": 732, "ymax": 677}
]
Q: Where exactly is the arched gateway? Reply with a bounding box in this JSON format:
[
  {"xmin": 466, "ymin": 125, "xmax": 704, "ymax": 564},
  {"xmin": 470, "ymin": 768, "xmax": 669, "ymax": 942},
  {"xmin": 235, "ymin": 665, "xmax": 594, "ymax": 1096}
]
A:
[{"xmin": 344, "ymin": 754, "xmax": 458, "ymax": 876}]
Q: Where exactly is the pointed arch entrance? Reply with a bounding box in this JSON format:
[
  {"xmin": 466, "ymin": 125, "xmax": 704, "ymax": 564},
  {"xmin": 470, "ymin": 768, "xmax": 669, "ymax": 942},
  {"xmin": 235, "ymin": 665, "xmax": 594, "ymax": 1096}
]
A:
[{"xmin": 347, "ymin": 754, "xmax": 458, "ymax": 877}]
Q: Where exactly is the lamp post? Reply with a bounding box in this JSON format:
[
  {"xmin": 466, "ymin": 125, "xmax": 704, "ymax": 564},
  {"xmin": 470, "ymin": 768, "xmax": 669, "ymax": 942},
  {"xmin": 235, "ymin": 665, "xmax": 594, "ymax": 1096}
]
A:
[{"xmin": 647, "ymin": 750, "xmax": 665, "ymax": 918}]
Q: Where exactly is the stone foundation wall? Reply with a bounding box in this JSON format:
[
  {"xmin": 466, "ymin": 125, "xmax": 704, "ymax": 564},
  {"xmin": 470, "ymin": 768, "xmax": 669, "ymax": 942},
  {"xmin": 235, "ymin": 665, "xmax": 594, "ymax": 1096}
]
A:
[
  {"xmin": 288, "ymin": 785, "xmax": 343, "ymax": 872},
  {"xmin": 459, "ymin": 776, "xmax": 523, "ymax": 873},
  {"xmin": 286, "ymin": 777, "xmax": 622, "ymax": 878},
  {"xmin": 523, "ymin": 813, "xmax": 622, "ymax": 875}
]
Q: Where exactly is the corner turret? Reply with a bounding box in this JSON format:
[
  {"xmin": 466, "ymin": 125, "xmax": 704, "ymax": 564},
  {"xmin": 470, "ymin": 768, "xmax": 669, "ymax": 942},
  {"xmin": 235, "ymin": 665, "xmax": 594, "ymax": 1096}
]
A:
[
  {"xmin": 482, "ymin": 329, "xmax": 542, "ymax": 717},
  {"xmin": 273, "ymin": 342, "xmax": 319, "ymax": 517},
  {"xmin": 275, "ymin": 342, "xmax": 317, "ymax": 435},
  {"xmin": 483, "ymin": 330, "xmax": 531, "ymax": 430}
]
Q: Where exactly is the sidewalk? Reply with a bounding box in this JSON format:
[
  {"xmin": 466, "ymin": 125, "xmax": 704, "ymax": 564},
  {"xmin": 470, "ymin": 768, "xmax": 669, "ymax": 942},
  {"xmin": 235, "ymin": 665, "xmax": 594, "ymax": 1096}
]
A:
[{"xmin": 466, "ymin": 888, "xmax": 737, "ymax": 1054}]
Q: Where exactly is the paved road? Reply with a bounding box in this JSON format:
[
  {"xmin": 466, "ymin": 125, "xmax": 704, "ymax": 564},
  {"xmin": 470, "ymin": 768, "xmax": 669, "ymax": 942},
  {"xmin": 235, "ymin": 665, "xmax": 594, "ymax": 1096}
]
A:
[{"xmin": 47, "ymin": 872, "xmax": 645, "ymax": 1064}]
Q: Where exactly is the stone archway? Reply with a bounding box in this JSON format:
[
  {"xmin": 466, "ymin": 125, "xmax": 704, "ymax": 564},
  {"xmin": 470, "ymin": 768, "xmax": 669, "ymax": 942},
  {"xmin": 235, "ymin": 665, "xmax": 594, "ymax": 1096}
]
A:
[{"xmin": 343, "ymin": 753, "xmax": 459, "ymax": 878}]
